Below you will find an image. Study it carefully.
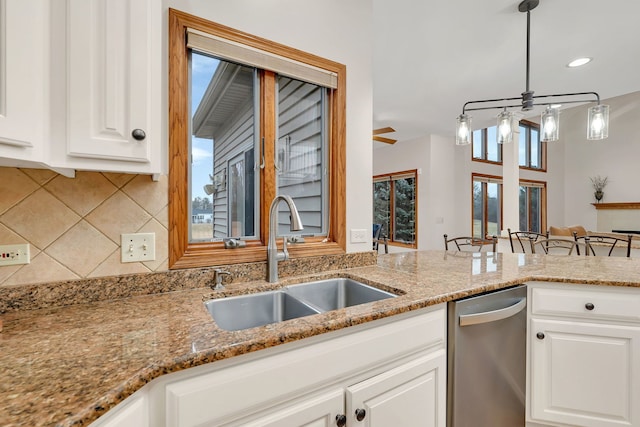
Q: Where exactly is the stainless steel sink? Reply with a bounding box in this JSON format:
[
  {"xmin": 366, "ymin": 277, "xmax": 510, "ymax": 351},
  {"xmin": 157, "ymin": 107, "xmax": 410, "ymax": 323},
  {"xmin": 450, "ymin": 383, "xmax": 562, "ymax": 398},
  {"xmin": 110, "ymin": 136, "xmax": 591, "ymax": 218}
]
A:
[
  {"xmin": 204, "ymin": 278, "xmax": 397, "ymax": 331},
  {"xmin": 204, "ymin": 291, "xmax": 321, "ymax": 331},
  {"xmin": 284, "ymin": 278, "xmax": 396, "ymax": 311}
]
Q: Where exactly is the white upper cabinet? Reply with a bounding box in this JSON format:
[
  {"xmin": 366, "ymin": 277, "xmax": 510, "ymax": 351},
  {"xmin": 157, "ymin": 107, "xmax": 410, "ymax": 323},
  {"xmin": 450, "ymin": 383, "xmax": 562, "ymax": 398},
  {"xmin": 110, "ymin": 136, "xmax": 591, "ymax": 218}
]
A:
[
  {"xmin": 0, "ymin": 0, "xmax": 49, "ymax": 163},
  {"xmin": 63, "ymin": 0, "xmax": 161, "ymax": 174},
  {"xmin": 0, "ymin": 0, "xmax": 162, "ymax": 176}
]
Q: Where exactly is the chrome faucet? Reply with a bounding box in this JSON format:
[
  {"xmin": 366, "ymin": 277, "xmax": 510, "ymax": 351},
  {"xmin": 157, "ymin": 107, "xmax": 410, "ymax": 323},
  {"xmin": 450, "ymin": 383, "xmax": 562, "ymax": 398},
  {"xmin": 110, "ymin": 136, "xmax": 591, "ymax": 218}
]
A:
[
  {"xmin": 211, "ymin": 268, "xmax": 231, "ymax": 290},
  {"xmin": 267, "ymin": 195, "xmax": 304, "ymax": 282}
]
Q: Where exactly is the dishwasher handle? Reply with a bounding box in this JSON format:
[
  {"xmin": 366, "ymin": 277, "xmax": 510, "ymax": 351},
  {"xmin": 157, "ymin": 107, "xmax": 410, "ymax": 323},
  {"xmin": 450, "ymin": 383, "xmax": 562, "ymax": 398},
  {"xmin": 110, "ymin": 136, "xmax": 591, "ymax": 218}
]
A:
[{"xmin": 459, "ymin": 297, "xmax": 527, "ymax": 327}]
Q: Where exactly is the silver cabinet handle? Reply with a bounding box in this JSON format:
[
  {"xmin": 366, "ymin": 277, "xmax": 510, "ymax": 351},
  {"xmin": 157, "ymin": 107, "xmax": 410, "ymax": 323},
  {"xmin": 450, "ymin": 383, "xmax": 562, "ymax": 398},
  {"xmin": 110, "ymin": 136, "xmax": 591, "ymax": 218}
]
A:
[{"xmin": 459, "ymin": 297, "xmax": 527, "ymax": 327}]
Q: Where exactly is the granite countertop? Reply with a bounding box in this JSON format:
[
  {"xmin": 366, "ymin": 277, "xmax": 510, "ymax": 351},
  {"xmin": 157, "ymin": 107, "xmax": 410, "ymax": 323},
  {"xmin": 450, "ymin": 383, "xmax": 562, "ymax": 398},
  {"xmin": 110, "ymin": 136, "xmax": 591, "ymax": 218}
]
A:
[{"xmin": 2, "ymin": 250, "xmax": 640, "ymax": 426}]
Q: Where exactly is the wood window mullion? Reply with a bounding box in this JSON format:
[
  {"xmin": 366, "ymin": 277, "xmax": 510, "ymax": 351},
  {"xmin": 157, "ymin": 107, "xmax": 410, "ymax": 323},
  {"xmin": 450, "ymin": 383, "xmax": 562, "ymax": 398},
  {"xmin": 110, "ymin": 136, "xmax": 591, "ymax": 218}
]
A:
[
  {"xmin": 260, "ymin": 71, "xmax": 276, "ymax": 245},
  {"xmin": 389, "ymin": 180, "xmax": 396, "ymax": 242}
]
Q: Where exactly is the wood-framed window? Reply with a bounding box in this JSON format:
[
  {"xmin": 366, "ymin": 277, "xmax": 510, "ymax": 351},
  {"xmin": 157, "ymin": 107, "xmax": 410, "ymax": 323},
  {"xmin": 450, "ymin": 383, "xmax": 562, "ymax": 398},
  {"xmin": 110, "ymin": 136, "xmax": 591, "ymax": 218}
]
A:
[
  {"xmin": 518, "ymin": 120, "xmax": 546, "ymax": 171},
  {"xmin": 168, "ymin": 9, "xmax": 346, "ymax": 269},
  {"xmin": 471, "ymin": 174, "xmax": 547, "ymax": 237},
  {"xmin": 472, "ymin": 174, "xmax": 502, "ymax": 239},
  {"xmin": 472, "ymin": 127, "xmax": 502, "ymax": 164},
  {"xmin": 373, "ymin": 170, "xmax": 417, "ymax": 248},
  {"xmin": 519, "ymin": 179, "xmax": 547, "ymax": 233}
]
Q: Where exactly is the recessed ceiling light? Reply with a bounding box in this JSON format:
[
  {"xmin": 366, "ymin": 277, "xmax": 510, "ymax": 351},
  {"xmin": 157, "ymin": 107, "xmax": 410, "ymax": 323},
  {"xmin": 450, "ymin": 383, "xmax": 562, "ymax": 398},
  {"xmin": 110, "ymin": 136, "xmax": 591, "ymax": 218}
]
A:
[{"xmin": 567, "ymin": 57, "xmax": 592, "ymax": 68}]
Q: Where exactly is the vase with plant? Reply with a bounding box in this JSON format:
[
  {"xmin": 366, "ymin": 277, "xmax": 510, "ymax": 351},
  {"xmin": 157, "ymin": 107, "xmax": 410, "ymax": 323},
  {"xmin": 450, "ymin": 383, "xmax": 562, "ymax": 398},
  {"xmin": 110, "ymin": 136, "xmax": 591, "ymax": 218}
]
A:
[{"xmin": 590, "ymin": 175, "xmax": 608, "ymax": 202}]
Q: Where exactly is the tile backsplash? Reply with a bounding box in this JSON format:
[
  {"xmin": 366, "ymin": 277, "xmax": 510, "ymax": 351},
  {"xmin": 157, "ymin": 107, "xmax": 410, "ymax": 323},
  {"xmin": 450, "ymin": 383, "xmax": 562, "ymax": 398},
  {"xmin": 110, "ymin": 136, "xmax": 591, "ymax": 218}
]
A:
[{"xmin": 0, "ymin": 168, "xmax": 168, "ymax": 287}]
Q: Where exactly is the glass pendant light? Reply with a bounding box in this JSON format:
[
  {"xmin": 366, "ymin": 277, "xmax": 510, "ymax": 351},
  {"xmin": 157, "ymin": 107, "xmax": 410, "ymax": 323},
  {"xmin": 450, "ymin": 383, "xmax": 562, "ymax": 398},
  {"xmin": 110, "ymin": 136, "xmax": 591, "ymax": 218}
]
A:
[
  {"xmin": 540, "ymin": 106, "xmax": 559, "ymax": 142},
  {"xmin": 454, "ymin": 0, "xmax": 610, "ymax": 146},
  {"xmin": 587, "ymin": 104, "xmax": 609, "ymax": 140},
  {"xmin": 496, "ymin": 108, "xmax": 513, "ymax": 144},
  {"xmin": 456, "ymin": 114, "xmax": 472, "ymax": 145}
]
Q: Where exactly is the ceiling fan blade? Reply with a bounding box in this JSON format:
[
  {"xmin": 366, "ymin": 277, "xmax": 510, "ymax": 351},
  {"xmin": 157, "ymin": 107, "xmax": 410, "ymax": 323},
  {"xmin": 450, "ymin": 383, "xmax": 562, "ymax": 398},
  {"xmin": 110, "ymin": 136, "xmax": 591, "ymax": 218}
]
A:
[
  {"xmin": 373, "ymin": 135, "xmax": 397, "ymax": 144},
  {"xmin": 373, "ymin": 126, "xmax": 395, "ymax": 136}
]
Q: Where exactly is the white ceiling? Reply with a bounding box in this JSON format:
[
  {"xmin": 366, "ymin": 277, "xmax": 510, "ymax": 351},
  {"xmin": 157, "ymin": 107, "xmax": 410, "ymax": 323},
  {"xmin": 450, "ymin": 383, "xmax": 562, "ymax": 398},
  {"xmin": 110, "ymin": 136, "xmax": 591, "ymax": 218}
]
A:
[{"xmin": 372, "ymin": 0, "xmax": 640, "ymax": 144}]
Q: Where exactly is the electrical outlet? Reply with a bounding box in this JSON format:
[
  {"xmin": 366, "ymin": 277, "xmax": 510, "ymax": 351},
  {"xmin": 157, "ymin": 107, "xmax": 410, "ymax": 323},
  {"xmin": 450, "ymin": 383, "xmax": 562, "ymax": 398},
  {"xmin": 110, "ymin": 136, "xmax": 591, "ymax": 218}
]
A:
[
  {"xmin": 350, "ymin": 229, "xmax": 367, "ymax": 243},
  {"xmin": 0, "ymin": 243, "xmax": 30, "ymax": 266},
  {"xmin": 121, "ymin": 233, "xmax": 156, "ymax": 263}
]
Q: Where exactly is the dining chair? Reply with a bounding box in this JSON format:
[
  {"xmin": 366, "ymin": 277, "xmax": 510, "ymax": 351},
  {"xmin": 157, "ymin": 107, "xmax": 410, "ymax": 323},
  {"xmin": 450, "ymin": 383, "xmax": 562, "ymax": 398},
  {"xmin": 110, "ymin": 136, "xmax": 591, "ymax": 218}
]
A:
[
  {"xmin": 373, "ymin": 223, "xmax": 389, "ymax": 254},
  {"xmin": 444, "ymin": 234, "xmax": 497, "ymax": 252},
  {"xmin": 507, "ymin": 228, "xmax": 549, "ymax": 253},
  {"xmin": 530, "ymin": 238, "xmax": 580, "ymax": 255},
  {"xmin": 574, "ymin": 232, "xmax": 632, "ymax": 257}
]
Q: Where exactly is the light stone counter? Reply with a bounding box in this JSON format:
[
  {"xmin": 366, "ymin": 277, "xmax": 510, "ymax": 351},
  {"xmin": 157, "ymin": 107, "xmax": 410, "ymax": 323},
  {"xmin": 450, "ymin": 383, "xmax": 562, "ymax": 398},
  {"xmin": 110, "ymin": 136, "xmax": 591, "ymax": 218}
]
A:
[{"xmin": 1, "ymin": 250, "xmax": 640, "ymax": 426}]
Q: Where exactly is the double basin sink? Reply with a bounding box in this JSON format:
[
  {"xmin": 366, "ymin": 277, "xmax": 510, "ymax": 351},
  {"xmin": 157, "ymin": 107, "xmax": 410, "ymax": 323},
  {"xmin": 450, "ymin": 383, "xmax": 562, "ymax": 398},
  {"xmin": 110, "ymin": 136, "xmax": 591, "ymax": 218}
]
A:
[{"xmin": 205, "ymin": 278, "xmax": 397, "ymax": 331}]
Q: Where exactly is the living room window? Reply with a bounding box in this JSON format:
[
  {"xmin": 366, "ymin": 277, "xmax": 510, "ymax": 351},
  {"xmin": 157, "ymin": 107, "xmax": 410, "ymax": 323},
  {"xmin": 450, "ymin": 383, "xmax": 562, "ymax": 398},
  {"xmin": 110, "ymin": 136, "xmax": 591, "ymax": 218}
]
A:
[
  {"xmin": 373, "ymin": 170, "xmax": 417, "ymax": 248},
  {"xmin": 472, "ymin": 174, "xmax": 502, "ymax": 239},
  {"xmin": 472, "ymin": 175, "xmax": 547, "ymax": 237},
  {"xmin": 518, "ymin": 120, "xmax": 546, "ymax": 171},
  {"xmin": 168, "ymin": 9, "xmax": 346, "ymax": 269},
  {"xmin": 472, "ymin": 127, "xmax": 502, "ymax": 163},
  {"xmin": 519, "ymin": 180, "xmax": 546, "ymax": 233}
]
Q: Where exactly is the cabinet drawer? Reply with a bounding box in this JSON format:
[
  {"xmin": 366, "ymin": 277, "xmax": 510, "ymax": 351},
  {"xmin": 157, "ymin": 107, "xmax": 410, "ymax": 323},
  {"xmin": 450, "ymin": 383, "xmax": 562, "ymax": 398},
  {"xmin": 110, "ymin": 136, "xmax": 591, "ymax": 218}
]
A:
[{"xmin": 530, "ymin": 284, "xmax": 640, "ymax": 323}]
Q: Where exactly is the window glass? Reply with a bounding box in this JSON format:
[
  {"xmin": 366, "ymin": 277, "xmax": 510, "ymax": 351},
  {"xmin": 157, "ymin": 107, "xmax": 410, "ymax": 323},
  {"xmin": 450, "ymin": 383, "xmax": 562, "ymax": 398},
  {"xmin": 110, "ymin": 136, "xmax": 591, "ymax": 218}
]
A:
[
  {"xmin": 393, "ymin": 176, "xmax": 416, "ymax": 244},
  {"xmin": 486, "ymin": 182, "xmax": 500, "ymax": 236},
  {"xmin": 189, "ymin": 51, "xmax": 259, "ymax": 242},
  {"xmin": 472, "ymin": 181, "xmax": 484, "ymax": 238},
  {"xmin": 531, "ymin": 129, "xmax": 540, "ymax": 168},
  {"xmin": 519, "ymin": 183, "xmax": 544, "ymax": 233},
  {"xmin": 530, "ymin": 186, "xmax": 540, "ymax": 231},
  {"xmin": 373, "ymin": 180, "xmax": 391, "ymax": 238},
  {"xmin": 276, "ymin": 76, "xmax": 328, "ymax": 236},
  {"xmin": 518, "ymin": 125, "xmax": 527, "ymax": 165},
  {"xmin": 472, "ymin": 130, "xmax": 482, "ymax": 158},
  {"xmin": 519, "ymin": 186, "xmax": 527, "ymax": 231},
  {"xmin": 486, "ymin": 127, "xmax": 499, "ymax": 162}
]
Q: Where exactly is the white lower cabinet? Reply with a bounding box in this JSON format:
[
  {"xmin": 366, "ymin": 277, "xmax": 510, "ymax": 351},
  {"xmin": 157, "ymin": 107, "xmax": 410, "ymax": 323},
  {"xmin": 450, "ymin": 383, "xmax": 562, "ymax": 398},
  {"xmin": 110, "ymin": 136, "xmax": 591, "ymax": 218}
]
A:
[
  {"xmin": 238, "ymin": 350, "xmax": 445, "ymax": 427},
  {"xmin": 527, "ymin": 282, "xmax": 640, "ymax": 427},
  {"xmin": 91, "ymin": 304, "xmax": 446, "ymax": 427},
  {"xmin": 239, "ymin": 388, "xmax": 345, "ymax": 427},
  {"xmin": 346, "ymin": 351, "xmax": 444, "ymax": 427},
  {"xmin": 90, "ymin": 392, "xmax": 149, "ymax": 427}
]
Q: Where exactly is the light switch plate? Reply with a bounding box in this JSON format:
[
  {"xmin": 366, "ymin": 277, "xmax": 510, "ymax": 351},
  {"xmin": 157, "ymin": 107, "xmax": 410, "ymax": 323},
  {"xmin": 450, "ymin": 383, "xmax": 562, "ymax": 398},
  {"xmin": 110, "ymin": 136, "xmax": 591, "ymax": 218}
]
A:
[
  {"xmin": 0, "ymin": 243, "xmax": 30, "ymax": 266},
  {"xmin": 350, "ymin": 229, "xmax": 367, "ymax": 243},
  {"xmin": 121, "ymin": 233, "xmax": 156, "ymax": 263}
]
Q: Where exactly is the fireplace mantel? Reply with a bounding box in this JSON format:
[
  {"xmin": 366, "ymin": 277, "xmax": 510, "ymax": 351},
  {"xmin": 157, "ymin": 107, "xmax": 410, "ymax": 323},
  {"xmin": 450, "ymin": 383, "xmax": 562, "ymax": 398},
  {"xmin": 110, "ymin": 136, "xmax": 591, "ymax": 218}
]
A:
[
  {"xmin": 592, "ymin": 202, "xmax": 640, "ymax": 210},
  {"xmin": 592, "ymin": 202, "xmax": 640, "ymax": 233}
]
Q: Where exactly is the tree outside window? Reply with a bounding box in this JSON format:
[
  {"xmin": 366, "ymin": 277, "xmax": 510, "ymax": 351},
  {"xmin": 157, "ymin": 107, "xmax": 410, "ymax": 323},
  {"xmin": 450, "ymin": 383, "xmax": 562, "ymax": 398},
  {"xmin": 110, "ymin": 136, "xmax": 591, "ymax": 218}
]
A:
[{"xmin": 373, "ymin": 171, "xmax": 417, "ymax": 248}]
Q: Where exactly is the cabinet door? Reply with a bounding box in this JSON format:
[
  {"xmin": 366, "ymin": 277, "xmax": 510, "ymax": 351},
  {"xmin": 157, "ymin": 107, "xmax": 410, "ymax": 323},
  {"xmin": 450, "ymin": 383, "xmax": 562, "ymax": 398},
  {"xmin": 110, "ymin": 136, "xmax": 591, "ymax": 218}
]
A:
[
  {"xmin": 232, "ymin": 388, "xmax": 344, "ymax": 427},
  {"xmin": 89, "ymin": 392, "xmax": 148, "ymax": 427},
  {"xmin": 346, "ymin": 350, "xmax": 446, "ymax": 427},
  {"xmin": 67, "ymin": 0, "xmax": 159, "ymax": 167},
  {"xmin": 0, "ymin": 0, "xmax": 48, "ymax": 161},
  {"xmin": 530, "ymin": 318, "xmax": 640, "ymax": 427}
]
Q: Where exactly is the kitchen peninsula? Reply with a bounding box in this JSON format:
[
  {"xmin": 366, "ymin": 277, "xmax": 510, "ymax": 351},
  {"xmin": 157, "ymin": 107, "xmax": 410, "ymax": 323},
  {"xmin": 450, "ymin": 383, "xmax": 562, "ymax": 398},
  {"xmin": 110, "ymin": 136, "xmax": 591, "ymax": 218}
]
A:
[{"xmin": 1, "ymin": 250, "xmax": 640, "ymax": 426}]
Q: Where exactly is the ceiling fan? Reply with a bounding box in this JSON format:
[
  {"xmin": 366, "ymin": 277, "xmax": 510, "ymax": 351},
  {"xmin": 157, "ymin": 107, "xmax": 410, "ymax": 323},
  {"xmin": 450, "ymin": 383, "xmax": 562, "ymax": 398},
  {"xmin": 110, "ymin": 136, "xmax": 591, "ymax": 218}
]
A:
[{"xmin": 373, "ymin": 127, "xmax": 397, "ymax": 144}]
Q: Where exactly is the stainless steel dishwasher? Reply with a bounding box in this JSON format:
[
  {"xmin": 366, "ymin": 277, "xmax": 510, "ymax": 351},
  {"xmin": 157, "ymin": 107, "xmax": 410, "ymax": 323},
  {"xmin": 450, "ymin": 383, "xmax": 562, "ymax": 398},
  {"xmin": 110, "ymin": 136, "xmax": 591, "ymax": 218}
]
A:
[{"xmin": 447, "ymin": 284, "xmax": 527, "ymax": 427}]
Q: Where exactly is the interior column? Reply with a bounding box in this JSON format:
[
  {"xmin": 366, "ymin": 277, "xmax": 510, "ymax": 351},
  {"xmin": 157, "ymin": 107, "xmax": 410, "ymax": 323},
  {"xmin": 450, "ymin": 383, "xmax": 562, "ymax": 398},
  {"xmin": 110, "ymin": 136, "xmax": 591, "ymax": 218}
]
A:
[{"xmin": 501, "ymin": 122, "xmax": 520, "ymax": 238}]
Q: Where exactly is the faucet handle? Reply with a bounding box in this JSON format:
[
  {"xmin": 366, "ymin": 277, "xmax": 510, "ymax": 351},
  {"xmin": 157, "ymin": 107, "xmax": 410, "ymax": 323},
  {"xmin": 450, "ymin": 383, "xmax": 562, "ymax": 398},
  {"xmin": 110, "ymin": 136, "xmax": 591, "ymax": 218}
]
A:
[
  {"xmin": 212, "ymin": 268, "xmax": 232, "ymax": 290},
  {"xmin": 282, "ymin": 236, "xmax": 289, "ymax": 261}
]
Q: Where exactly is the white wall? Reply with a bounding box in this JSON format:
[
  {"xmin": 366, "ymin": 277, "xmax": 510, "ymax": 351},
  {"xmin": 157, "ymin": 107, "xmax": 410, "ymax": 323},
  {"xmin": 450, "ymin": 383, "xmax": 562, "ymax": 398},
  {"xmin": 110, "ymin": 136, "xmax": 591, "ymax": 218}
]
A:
[
  {"xmin": 162, "ymin": 0, "xmax": 374, "ymax": 253},
  {"xmin": 373, "ymin": 134, "xmax": 458, "ymax": 251},
  {"xmin": 561, "ymin": 91, "xmax": 640, "ymax": 230}
]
